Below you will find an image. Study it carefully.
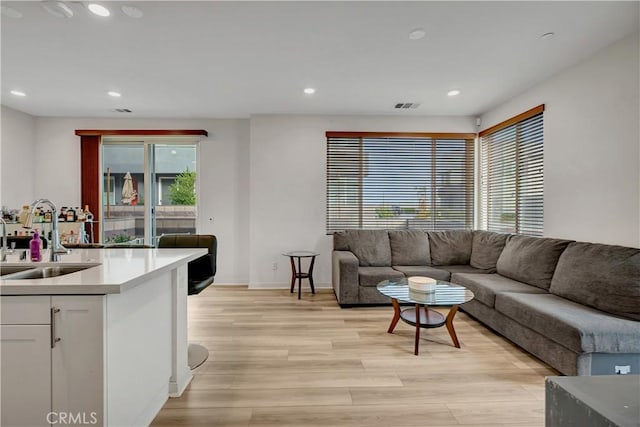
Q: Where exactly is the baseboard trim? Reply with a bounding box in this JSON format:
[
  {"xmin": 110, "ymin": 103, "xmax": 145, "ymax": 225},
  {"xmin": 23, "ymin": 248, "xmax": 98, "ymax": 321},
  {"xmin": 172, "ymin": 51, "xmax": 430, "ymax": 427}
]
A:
[{"xmin": 249, "ymin": 282, "xmax": 332, "ymax": 290}]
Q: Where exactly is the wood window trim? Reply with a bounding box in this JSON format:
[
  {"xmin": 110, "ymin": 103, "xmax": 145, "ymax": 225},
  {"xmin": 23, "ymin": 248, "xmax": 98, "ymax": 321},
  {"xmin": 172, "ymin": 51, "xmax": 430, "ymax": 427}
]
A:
[
  {"xmin": 326, "ymin": 131, "xmax": 476, "ymax": 140},
  {"xmin": 77, "ymin": 129, "xmax": 207, "ymax": 243},
  {"xmin": 478, "ymin": 105, "xmax": 545, "ymax": 137},
  {"xmin": 75, "ymin": 129, "xmax": 208, "ymax": 137}
]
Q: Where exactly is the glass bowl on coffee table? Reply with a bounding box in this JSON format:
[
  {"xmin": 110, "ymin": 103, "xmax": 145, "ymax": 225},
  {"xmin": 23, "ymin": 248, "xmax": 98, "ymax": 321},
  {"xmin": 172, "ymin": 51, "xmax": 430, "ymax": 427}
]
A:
[{"xmin": 376, "ymin": 277, "xmax": 474, "ymax": 355}]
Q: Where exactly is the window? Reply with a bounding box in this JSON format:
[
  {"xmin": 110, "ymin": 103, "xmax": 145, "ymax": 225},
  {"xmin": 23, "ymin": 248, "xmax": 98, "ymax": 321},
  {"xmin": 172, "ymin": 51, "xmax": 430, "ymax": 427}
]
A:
[
  {"xmin": 326, "ymin": 132, "xmax": 475, "ymax": 233},
  {"xmin": 102, "ymin": 142, "xmax": 197, "ymax": 245},
  {"xmin": 479, "ymin": 105, "xmax": 544, "ymax": 236}
]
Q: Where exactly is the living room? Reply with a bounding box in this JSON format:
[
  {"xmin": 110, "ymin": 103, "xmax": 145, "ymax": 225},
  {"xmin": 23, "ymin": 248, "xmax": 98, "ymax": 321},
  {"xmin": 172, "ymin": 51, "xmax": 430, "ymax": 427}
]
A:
[{"xmin": 1, "ymin": 1, "xmax": 639, "ymax": 426}]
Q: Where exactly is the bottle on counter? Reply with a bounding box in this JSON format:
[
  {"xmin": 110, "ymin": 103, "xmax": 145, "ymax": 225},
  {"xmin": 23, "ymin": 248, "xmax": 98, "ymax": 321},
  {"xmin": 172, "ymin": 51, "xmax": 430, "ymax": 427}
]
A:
[
  {"xmin": 44, "ymin": 210, "xmax": 52, "ymax": 223},
  {"xmin": 59, "ymin": 207, "xmax": 67, "ymax": 222},
  {"xmin": 66, "ymin": 207, "xmax": 76, "ymax": 222},
  {"xmin": 76, "ymin": 207, "xmax": 85, "ymax": 222},
  {"xmin": 84, "ymin": 205, "xmax": 94, "ymax": 222},
  {"xmin": 30, "ymin": 230, "xmax": 42, "ymax": 262}
]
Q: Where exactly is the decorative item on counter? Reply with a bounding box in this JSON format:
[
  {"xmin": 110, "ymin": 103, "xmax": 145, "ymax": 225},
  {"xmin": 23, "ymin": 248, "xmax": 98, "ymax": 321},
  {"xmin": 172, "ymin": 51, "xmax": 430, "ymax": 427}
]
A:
[
  {"xmin": 29, "ymin": 230, "xmax": 42, "ymax": 262},
  {"xmin": 408, "ymin": 276, "xmax": 437, "ymax": 293},
  {"xmin": 19, "ymin": 205, "xmax": 30, "ymax": 224}
]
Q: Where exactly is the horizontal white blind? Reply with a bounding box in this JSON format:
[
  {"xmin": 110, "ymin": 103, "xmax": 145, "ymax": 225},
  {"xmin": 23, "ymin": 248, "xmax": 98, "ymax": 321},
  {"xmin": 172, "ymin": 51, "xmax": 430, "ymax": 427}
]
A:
[
  {"xmin": 480, "ymin": 111, "xmax": 544, "ymax": 236},
  {"xmin": 327, "ymin": 134, "xmax": 474, "ymax": 233}
]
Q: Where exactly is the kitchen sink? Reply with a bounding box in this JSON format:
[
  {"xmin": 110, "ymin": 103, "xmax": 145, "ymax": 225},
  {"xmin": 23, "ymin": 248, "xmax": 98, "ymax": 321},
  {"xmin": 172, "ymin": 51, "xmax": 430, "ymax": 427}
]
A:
[
  {"xmin": 0, "ymin": 265, "xmax": 36, "ymax": 276},
  {"xmin": 2, "ymin": 264, "xmax": 100, "ymax": 280}
]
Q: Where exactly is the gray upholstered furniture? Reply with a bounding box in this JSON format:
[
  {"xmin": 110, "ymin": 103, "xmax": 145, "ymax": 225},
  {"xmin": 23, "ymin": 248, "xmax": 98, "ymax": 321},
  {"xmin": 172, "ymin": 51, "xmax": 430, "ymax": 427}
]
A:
[{"xmin": 332, "ymin": 229, "xmax": 640, "ymax": 376}]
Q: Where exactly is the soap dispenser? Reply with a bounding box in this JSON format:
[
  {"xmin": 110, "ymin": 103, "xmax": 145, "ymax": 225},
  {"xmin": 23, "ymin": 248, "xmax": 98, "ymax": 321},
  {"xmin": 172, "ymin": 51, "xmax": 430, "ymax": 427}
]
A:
[{"xmin": 30, "ymin": 230, "xmax": 42, "ymax": 262}]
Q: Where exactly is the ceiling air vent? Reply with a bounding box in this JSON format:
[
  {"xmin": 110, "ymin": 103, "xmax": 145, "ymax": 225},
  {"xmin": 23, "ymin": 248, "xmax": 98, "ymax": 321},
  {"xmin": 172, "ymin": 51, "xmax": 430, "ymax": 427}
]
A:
[
  {"xmin": 113, "ymin": 108, "xmax": 133, "ymax": 113},
  {"xmin": 394, "ymin": 103, "xmax": 421, "ymax": 109}
]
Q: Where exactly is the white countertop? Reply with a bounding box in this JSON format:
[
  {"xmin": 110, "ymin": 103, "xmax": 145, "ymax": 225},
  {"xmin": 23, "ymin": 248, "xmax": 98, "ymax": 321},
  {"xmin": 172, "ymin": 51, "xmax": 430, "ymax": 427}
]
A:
[{"xmin": 0, "ymin": 248, "xmax": 207, "ymax": 295}]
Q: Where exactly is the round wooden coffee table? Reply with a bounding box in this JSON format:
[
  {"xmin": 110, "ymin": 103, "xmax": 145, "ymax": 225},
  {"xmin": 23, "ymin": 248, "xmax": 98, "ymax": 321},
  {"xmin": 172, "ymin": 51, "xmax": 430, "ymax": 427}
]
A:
[{"xmin": 377, "ymin": 278, "xmax": 474, "ymax": 355}]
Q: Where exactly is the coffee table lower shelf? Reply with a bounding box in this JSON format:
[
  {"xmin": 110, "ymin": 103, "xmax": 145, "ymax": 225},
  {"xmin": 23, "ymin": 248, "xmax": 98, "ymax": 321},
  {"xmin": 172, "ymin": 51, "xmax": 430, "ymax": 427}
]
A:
[{"xmin": 387, "ymin": 298, "xmax": 461, "ymax": 355}]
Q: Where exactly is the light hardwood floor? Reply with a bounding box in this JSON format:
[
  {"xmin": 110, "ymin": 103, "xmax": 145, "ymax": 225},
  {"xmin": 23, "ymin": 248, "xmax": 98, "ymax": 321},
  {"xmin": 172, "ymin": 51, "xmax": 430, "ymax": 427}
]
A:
[{"xmin": 152, "ymin": 285, "xmax": 556, "ymax": 426}]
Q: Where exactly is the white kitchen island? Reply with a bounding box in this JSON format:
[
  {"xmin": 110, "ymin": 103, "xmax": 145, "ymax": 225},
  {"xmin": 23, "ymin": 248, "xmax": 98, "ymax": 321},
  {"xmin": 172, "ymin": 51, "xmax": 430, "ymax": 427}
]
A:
[{"xmin": 0, "ymin": 247, "xmax": 207, "ymax": 427}]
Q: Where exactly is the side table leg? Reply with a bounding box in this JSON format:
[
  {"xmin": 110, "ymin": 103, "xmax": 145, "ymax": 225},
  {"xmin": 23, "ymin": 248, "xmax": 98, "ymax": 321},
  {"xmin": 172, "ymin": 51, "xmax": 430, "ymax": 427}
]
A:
[
  {"xmin": 387, "ymin": 298, "xmax": 401, "ymax": 333},
  {"xmin": 297, "ymin": 257, "xmax": 302, "ymax": 300},
  {"xmin": 446, "ymin": 305, "xmax": 461, "ymax": 348},
  {"xmin": 414, "ymin": 304, "xmax": 421, "ymax": 355},
  {"xmin": 289, "ymin": 257, "xmax": 296, "ymax": 293},
  {"xmin": 308, "ymin": 256, "xmax": 316, "ymax": 294}
]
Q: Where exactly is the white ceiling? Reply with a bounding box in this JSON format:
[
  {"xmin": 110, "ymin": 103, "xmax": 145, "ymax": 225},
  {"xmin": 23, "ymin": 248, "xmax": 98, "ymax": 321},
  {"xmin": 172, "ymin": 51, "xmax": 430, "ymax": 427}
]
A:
[{"xmin": 1, "ymin": 1, "xmax": 638, "ymax": 118}]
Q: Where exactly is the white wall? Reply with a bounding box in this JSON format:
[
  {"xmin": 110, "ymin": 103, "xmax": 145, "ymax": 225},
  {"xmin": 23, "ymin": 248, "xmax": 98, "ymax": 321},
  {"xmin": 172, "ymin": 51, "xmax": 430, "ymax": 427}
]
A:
[
  {"xmin": 0, "ymin": 106, "xmax": 36, "ymax": 208},
  {"xmin": 481, "ymin": 32, "xmax": 640, "ymax": 247},
  {"xmin": 31, "ymin": 117, "xmax": 250, "ymax": 284},
  {"xmin": 249, "ymin": 115, "xmax": 476, "ymax": 288},
  {"xmin": 3, "ymin": 32, "xmax": 637, "ymax": 290}
]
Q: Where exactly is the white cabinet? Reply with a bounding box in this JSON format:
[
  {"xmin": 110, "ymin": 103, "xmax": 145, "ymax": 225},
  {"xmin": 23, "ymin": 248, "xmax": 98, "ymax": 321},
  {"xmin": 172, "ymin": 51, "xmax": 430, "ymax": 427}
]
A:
[
  {"xmin": 0, "ymin": 324, "xmax": 52, "ymax": 427},
  {"xmin": 0, "ymin": 295, "xmax": 104, "ymax": 426},
  {"xmin": 51, "ymin": 296, "xmax": 104, "ymax": 425}
]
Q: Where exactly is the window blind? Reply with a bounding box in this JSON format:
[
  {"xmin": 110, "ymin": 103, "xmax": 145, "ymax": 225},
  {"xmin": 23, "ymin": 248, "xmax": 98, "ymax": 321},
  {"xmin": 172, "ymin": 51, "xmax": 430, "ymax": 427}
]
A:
[
  {"xmin": 326, "ymin": 132, "xmax": 474, "ymax": 233},
  {"xmin": 479, "ymin": 106, "xmax": 544, "ymax": 236}
]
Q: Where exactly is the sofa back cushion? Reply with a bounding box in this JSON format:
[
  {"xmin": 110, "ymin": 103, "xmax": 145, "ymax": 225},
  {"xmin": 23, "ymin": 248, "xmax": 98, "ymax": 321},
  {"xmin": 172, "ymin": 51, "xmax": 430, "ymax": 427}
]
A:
[
  {"xmin": 427, "ymin": 230, "xmax": 473, "ymax": 266},
  {"xmin": 389, "ymin": 230, "xmax": 430, "ymax": 266},
  {"xmin": 496, "ymin": 235, "xmax": 572, "ymax": 289},
  {"xmin": 470, "ymin": 231, "xmax": 509, "ymax": 272},
  {"xmin": 332, "ymin": 230, "xmax": 392, "ymax": 267},
  {"xmin": 550, "ymin": 242, "xmax": 640, "ymax": 321}
]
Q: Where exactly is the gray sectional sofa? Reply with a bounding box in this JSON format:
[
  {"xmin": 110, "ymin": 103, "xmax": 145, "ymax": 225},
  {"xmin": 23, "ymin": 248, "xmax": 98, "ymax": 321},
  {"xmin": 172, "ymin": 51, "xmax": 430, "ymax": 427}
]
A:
[{"xmin": 331, "ymin": 229, "xmax": 640, "ymax": 376}]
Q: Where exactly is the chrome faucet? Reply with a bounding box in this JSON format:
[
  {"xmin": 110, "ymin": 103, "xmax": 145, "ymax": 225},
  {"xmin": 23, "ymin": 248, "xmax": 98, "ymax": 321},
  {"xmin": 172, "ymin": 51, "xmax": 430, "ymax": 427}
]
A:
[
  {"xmin": 0, "ymin": 218, "xmax": 7, "ymax": 262},
  {"xmin": 24, "ymin": 199, "xmax": 68, "ymax": 262}
]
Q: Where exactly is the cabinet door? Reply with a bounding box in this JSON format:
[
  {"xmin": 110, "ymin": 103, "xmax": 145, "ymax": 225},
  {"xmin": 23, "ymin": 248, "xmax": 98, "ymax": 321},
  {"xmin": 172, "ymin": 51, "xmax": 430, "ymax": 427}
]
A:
[
  {"xmin": 1, "ymin": 325, "xmax": 52, "ymax": 427},
  {"xmin": 51, "ymin": 296, "xmax": 105, "ymax": 426}
]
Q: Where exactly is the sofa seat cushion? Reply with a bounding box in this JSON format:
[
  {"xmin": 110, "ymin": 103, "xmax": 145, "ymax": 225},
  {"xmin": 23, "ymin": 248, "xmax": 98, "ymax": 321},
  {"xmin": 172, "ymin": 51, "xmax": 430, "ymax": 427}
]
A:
[
  {"xmin": 550, "ymin": 242, "xmax": 640, "ymax": 321},
  {"xmin": 496, "ymin": 235, "xmax": 573, "ymax": 289},
  {"xmin": 450, "ymin": 273, "xmax": 547, "ymax": 307},
  {"xmin": 358, "ymin": 267, "xmax": 404, "ymax": 287},
  {"xmin": 392, "ymin": 265, "xmax": 450, "ymax": 281},
  {"xmin": 333, "ymin": 230, "xmax": 392, "ymax": 267},
  {"xmin": 427, "ymin": 230, "xmax": 473, "ymax": 266},
  {"xmin": 389, "ymin": 230, "xmax": 430, "ymax": 266},
  {"xmin": 470, "ymin": 231, "xmax": 509, "ymax": 272},
  {"xmin": 495, "ymin": 292, "xmax": 640, "ymax": 354}
]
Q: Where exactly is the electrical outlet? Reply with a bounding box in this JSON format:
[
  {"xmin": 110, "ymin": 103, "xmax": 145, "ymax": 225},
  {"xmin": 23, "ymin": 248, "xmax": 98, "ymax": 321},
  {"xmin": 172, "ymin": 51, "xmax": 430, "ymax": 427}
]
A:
[
  {"xmin": 272, "ymin": 262, "xmax": 278, "ymax": 271},
  {"xmin": 615, "ymin": 365, "xmax": 631, "ymax": 374}
]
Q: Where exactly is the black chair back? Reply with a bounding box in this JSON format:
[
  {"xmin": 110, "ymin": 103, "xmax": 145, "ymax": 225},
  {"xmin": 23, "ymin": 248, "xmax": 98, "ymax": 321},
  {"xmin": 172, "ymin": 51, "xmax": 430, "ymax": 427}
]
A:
[{"xmin": 157, "ymin": 234, "xmax": 217, "ymax": 295}]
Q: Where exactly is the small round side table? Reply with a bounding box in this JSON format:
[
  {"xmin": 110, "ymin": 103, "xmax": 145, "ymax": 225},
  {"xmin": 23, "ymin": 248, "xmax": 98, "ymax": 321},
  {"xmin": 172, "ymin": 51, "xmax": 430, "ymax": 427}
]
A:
[{"xmin": 282, "ymin": 251, "xmax": 319, "ymax": 300}]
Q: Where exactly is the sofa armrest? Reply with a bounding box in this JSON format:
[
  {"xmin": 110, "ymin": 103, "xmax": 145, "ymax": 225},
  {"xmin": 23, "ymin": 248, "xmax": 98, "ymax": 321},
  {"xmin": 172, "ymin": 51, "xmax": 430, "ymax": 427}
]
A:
[{"xmin": 332, "ymin": 250, "xmax": 359, "ymax": 306}]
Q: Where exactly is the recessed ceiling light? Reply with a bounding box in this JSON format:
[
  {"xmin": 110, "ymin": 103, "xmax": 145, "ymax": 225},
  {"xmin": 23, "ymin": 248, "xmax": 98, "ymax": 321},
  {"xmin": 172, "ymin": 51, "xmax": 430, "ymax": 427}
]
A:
[
  {"xmin": 171, "ymin": 150, "xmax": 177, "ymax": 155},
  {"xmin": 121, "ymin": 5, "xmax": 143, "ymax": 18},
  {"xmin": 10, "ymin": 90, "xmax": 26, "ymax": 97},
  {"xmin": 108, "ymin": 91, "xmax": 121, "ymax": 97},
  {"xmin": 42, "ymin": 1, "xmax": 74, "ymax": 18},
  {"xmin": 540, "ymin": 32, "xmax": 555, "ymax": 40},
  {"xmin": 87, "ymin": 3, "xmax": 110, "ymax": 17},
  {"xmin": 1, "ymin": 6, "xmax": 23, "ymax": 18},
  {"xmin": 303, "ymin": 88, "xmax": 316, "ymax": 95},
  {"xmin": 409, "ymin": 28, "xmax": 426, "ymax": 40},
  {"xmin": 447, "ymin": 89, "xmax": 461, "ymax": 97}
]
